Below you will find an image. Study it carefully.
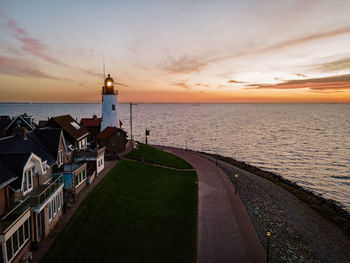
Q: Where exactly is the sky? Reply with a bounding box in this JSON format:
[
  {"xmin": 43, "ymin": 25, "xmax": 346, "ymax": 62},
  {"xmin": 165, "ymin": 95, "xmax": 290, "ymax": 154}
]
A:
[{"xmin": 1, "ymin": 0, "xmax": 350, "ymax": 103}]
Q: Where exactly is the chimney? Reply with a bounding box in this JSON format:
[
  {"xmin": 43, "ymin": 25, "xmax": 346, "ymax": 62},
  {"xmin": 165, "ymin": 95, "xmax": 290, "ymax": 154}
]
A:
[{"xmin": 13, "ymin": 127, "xmax": 27, "ymax": 139}]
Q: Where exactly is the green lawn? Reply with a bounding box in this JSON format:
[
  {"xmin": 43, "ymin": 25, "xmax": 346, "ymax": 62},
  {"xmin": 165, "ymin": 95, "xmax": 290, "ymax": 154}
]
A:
[
  {"xmin": 42, "ymin": 160, "xmax": 197, "ymax": 263},
  {"xmin": 125, "ymin": 143, "xmax": 193, "ymax": 169}
]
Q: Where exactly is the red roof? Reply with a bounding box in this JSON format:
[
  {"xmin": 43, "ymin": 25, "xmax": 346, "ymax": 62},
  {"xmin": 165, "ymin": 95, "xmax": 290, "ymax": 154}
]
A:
[
  {"xmin": 80, "ymin": 118, "xmax": 101, "ymax": 128},
  {"xmin": 98, "ymin": 126, "xmax": 123, "ymax": 140}
]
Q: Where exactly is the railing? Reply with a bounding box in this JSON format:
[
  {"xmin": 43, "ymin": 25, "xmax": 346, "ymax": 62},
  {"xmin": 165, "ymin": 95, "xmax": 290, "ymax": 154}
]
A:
[
  {"xmin": 0, "ymin": 197, "xmax": 31, "ymax": 232},
  {"xmin": 31, "ymin": 176, "xmax": 63, "ymax": 207},
  {"xmin": 74, "ymin": 147, "xmax": 105, "ymax": 161}
]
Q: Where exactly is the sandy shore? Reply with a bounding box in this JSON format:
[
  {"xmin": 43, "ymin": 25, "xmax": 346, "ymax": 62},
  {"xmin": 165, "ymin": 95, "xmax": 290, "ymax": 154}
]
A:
[{"xmin": 197, "ymin": 151, "xmax": 350, "ymax": 263}]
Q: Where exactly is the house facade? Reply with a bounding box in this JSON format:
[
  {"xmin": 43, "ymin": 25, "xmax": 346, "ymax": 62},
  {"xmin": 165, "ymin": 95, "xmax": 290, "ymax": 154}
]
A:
[
  {"xmin": 80, "ymin": 115, "xmax": 101, "ymax": 146},
  {"xmin": 97, "ymin": 127, "xmax": 127, "ymax": 157},
  {"xmin": 46, "ymin": 115, "xmax": 89, "ymax": 151},
  {"xmin": 0, "ymin": 152, "xmax": 64, "ymax": 263}
]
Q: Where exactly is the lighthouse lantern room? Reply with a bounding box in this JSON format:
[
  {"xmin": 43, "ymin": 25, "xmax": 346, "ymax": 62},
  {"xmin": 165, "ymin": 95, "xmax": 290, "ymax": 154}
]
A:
[{"xmin": 101, "ymin": 74, "xmax": 119, "ymax": 131}]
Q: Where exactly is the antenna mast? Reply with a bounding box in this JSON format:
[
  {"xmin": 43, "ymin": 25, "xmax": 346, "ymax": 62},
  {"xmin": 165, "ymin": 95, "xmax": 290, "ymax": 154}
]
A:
[{"xmin": 103, "ymin": 60, "xmax": 105, "ymax": 80}]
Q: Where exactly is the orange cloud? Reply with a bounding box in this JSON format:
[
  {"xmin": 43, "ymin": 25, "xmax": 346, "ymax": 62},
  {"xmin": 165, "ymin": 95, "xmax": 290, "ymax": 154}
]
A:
[
  {"xmin": 161, "ymin": 55, "xmax": 207, "ymax": 73},
  {"xmin": 173, "ymin": 82, "xmax": 191, "ymax": 90},
  {"xmin": 227, "ymin": 79, "xmax": 244, "ymax": 83},
  {"xmin": 161, "ymin": 26, "xmax": 350, "ymax": 75},
  {"xmin": 246, "ymin": 74, "xmax": 350, "ymax": 92},
  {"xmin": 0, "ymin": 55, "xmax": 61, "ymax": 79}
]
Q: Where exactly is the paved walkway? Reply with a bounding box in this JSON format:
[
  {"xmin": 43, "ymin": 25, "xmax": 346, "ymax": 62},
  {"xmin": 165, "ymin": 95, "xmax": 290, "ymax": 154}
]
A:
[
  {"xmin": 32, "ymin": 160, "xmax": 118, "ymax": 263},
  {"xmin": 158, "ymin": 146, "xmax": 266, "ymax": 263}
]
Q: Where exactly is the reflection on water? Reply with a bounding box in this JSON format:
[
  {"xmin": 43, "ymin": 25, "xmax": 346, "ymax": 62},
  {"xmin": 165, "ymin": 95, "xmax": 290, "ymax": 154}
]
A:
[{"xmin": 1, "ymin": 103, "xmax": 350, "ymax": 211}]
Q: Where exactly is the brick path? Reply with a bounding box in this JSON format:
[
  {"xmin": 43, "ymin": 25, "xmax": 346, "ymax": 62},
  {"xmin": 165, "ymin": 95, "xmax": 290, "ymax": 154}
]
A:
[{"xmin": 158, "ymin": 146, "xmax": 266, "ymax": 263}]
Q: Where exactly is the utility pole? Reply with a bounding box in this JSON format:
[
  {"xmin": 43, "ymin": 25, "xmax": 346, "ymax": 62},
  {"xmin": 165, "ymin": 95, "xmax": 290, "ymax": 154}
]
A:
[{"xmin": 130, "ymin": 102, "xmax": 133, "ymax": 141}]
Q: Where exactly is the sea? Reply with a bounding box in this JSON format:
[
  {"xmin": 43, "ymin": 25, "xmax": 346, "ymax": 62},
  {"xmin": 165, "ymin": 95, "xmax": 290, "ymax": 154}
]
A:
[{"xmin": 1, "ymin": 103, "xmax": 350, "ymax": 212}]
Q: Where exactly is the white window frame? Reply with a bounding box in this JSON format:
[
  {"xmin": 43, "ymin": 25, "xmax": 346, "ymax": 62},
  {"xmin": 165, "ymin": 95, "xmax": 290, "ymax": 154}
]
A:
[
  {"xmin": 75, "ymin": 170, "xmax": 87, "ymax": 188},
  {"xmin": 23, "ymin": 167, "xmax": 34, "ymax": 195},
  {"xmin": 58, "ymin": 150, "xmax": 63, "ymax": 166},
  {"xmin": 48, "ymin": 202, "xmax": 52, "ymax": 222},
  {"xmin": 5, "ymin": 218, "xmax": 31, "ymax": 262}
]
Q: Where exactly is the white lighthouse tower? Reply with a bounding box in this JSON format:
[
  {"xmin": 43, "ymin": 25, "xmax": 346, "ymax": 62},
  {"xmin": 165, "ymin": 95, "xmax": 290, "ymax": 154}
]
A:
[{"xmin": 101, "ymin": 74, "xmax": 119, "ymax": 131}]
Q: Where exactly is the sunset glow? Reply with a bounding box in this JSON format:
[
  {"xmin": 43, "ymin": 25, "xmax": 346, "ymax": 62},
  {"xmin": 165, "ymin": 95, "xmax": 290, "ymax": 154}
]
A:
[{"xmin": 1, "ymin": 0, "xmax": 350, "ymax": 103}]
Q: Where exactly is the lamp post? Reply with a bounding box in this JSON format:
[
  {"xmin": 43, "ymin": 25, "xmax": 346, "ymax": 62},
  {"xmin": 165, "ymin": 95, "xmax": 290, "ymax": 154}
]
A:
[
  {"xmin": 266, "ymin": 230, "xmax": 271, "ymax": 263},
  {"xmin": 145, "ymin": 129, "xmax": 150, "ymax": 144},
  {"xmin": 234, "ymin": 174, "xmax": 238, "ymax": 195}
]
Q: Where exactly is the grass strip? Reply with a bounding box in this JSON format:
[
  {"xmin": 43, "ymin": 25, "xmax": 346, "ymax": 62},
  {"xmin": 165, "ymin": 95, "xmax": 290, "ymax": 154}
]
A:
[
  {"xmin": 42, "ymin": 160, "xmax": 197, "ymax": 263},
  {"xmin": 125, "ymin": 143, "xmax": 193, "ymax": 169}
]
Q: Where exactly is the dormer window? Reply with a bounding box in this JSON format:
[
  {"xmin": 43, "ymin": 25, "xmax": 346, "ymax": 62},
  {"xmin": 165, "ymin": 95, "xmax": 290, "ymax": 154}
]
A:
[
  {"xmin": 58, "ymin": 150, "xmax": 63, "ymax": 166},
  {"xmin": 112, "ymin": 104, "xmax": 115, "ymax": 110},
  {"xmin": 23, "ymin": 166, "xmax": 34, "ymax": 194}
]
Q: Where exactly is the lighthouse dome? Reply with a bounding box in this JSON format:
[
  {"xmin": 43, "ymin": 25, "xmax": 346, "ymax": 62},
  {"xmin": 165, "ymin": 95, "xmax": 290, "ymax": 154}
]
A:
[
  {"xmin": 105, "ymin": 74, "xmax": 114, "ymax": 87},
  {"xmin": 103, "ymin": 74, "xmax": 117, "ymax": 94}
]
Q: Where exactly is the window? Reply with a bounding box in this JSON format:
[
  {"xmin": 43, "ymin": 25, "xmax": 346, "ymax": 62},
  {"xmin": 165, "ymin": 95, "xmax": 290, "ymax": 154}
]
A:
[
  {"xmin": 6, "ymin": 219, "xmax": 30, "ymax": 262},
  {"xmin": 23, "ymin": 167, "xmax": 34, "ymax": 193},
  {"xmin": 57, "ymin": 193, "xmax": 61, "ymax": 210},
  {"xmin": 58, "ymin": 150, "xmax": 63, "ymax": 165},
  {"xmin": 24, "ymin": 220, "xmax": 29, "ymax": 240},
  {"xmin": 12, "ymin": 231, "xmax": 18, "ymax": 253},
  {"xmin": 70, "ymin": 122, "xmax": 81, "ymax": 130},
  {"xmin": 53, "ymin": 198, "xmax": 57, "ymax": 215},
  {"xmin": 6, "ymin": 239, "xmax": 12, "ymax": 261},
  {"xmin": 19, "ymin": 225, "xmax": 24, "ymax": 246},
  {"xmin": 48, "ymin": 192, "xmax": 61, "ymax": 223},
  {"xmin": 23, "ymin": 172, "xmax": 27, "ymax": 191},
  {"xmin": 49, "ymin": 202, "xmax": 52, "ymax": 221},
  {"xmin": 112, "ymin": 104, "xmax": 115, "ymax": 110},
  {"xmin": 42, "ymin": 162, "xmax": 47, "ymax": 174},
  {"xmin": 28, "ymin": 169, "xmax": 32, "ymax": 189},
  {"xmin": 75, "ymin": 170, "xmax": 87, "ymax": 186}
]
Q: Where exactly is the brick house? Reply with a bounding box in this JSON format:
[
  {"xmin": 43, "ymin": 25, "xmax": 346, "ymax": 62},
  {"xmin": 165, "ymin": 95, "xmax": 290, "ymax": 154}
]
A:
[
  {"xmin": 80, "ymin": 115, "xmax": 101, "ymax": 146},
  {"xmin": 97, "ymin": 127, "xmax": 128, "ymax": 157},
  {"xmin": 46, "ymin": 115, "xmax": 89, "ymax": 151},
  {"xmin": 0, "ymin": 152, "xmax": 63, "ymax": 263}
]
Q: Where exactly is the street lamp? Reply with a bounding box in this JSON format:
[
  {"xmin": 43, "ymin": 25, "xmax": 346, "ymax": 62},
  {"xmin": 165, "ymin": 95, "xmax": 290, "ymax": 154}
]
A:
[
  {"xmin": 145, "ymin": 129, "xmax": 150, "ymax": 144},
  {"xmin": 266, "ymin": 230, "xmax": 271, "ymax": 263},
  {"xmin": 234, "ymin": 174, "xmax": 238, "ymax": 195}
]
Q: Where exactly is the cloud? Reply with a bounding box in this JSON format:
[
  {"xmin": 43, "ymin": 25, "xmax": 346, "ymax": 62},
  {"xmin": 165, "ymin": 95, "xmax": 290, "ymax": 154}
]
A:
[
  {"xmin": 83, "ymin": 69, "xmax": 103, "ymax": 77},
  {"xmin": 6, "ymin": 18, "xmax": 65, "ymax": 66},
  {"xmin": 227, "ymin": 79, "xmax": 244, "ymax": 84},
  {"xmin": 246, "ymin": 74, "xmax": 350, "ymax": 92},
  {"xmin": 256, "ymin": 26, "xmax": 350, "ymax": 54},
  {"xmin": 314, "ymin": 57, "xmax": 350, "ymax": 72},
  {"xmin": 161, "ymin": 26, "xmax": 350, "ymax": 75},
  {"xmin": 0, "ymin": 55, "xmax": 64, "ymax": 80},
  {"xmin": 173, "ymin": 82, "xmax": 191, "ymax": 90},
  {"xmin": 115, "ymin": 82, "xmax": 129, "ymax": 88},
  {"xmin": 160, "ymin": 55, "xmax": 208, "ymax": 74},
  {"xmin": 195, "ymin": 83, "xmax": 210, "ymax": 88}
]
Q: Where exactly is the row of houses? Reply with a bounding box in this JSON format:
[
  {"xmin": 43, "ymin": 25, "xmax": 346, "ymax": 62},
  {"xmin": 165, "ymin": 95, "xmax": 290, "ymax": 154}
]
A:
[{"xmin": 0, "ymin": 114, "xmax": 128, "ymax": 263}]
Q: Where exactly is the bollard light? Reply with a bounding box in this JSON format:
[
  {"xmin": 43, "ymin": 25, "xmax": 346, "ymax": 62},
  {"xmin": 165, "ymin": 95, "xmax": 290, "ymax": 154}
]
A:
[
  {"xmin": 234, "ymin": 174, "xmax": 238, "ymax": 195},
  {"xmin": 266, "ymin": 230, "xmax": 271, "ymax": 263}
]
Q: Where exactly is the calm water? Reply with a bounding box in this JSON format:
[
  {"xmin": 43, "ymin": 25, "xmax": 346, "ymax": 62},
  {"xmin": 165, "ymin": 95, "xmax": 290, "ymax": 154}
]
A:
[{"xmin": 1, "ymin": 103, "xmax": 350, "ymax": 211}]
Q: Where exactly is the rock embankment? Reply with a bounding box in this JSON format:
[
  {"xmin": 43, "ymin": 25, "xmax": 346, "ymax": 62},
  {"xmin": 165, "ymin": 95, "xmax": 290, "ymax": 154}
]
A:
[{"xmin": 199, "ymin": 152, "xmax": 350, "ymax": 263}]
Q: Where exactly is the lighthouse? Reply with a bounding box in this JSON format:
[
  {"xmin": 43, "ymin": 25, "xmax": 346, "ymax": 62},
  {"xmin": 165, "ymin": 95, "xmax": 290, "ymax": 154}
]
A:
[{"xmin": 101, "ymin": 74, "xmax": 119, "ymax": 131}]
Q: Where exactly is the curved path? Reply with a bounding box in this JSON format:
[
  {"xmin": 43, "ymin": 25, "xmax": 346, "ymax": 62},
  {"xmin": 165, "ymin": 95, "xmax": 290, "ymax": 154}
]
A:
[{"xmin": 157, "ymin": 146, "xmax": 266, "ymax": 263}]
